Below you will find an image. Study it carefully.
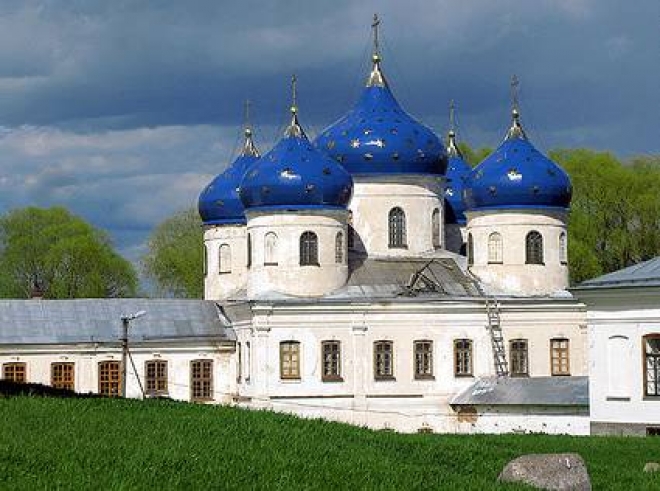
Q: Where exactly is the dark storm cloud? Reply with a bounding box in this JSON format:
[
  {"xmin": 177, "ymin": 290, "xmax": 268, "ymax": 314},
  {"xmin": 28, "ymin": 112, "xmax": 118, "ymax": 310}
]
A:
[{"xmin": 0, "ymin": 0, "xmax": 657, "ymax": 275}]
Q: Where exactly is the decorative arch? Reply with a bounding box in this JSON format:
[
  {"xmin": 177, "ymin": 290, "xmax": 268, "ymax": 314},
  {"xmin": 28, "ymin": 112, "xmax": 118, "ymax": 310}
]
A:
[
  {"xmin": 432, "ymin": 208, "xmax": 441, "ymax": 249},
  {"xmin": 525, "ymin": 231, "xmax": 544, "ymax": 265},
  {"xmin": 219, "ymin": 244, "xmax": 231, "ymax": 273},
  {"xmin": 467, "ymin": 233, "xmax": 474, "ymax": 266},
  {"xmin": 488, "ymin": 232, "xmax": 503, "ymax": 264},
  {"xmin": 264, "ymin": 232, "xmax": 278, "ymax": 265},
  {"xmin": 335, "ymin": 231, "xmax": 344, "ymax": 263},
  {"xmin": 388, "ymin": 207, "xmax": 406, "ymax": 248},
  {"xmin": 559, "ymin": 232, "xmax": 568, "ymax": 264}
]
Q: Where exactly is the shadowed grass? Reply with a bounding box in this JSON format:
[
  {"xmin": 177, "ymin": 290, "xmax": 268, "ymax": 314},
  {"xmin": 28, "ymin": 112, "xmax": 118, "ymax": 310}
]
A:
[{"xmin": 1, "ymin": 397, "xmax": 659, "ymax": 490}]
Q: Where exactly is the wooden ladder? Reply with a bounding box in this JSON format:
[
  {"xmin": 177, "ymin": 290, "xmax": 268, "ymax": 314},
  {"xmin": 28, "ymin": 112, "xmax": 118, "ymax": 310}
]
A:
[{"xmin": 486, "ymin": 298, "xmax": 508, "ymax": 377}]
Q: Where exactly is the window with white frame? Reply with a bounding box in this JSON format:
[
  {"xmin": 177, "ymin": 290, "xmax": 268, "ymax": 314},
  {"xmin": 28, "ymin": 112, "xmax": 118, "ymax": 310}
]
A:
[
  {"xmin": 488, "ymin": 232, "xmax": 503, "ymax": 264},
  {"xmin": 550, "ymin": 338, "xmax": 570, "ymax": 376},
  {"xmin": 374, "ymin": 341, "xmax": 394, "ymax": 380},
  {"xmin": 219, "ymin": 244, "xmax": 231, "ymax": 274},
  {"xmin": 509, "ymin": 339, "xmax": 529, "ymax": 376},
  {"xmin": 264, "ymin": 232, "xmax": 278, "ymax": 265},
  {"xmin": 559, "ymin": 232, "xmax": 568, "ymax": 265},
  {"xmin": 300, "ymin": 232, "xmax": 319, "ymax": 266},
  {"xmin": 322, "ymin": 341, "xmax": 342, "ymax": 381},
  {"xmin": 454, "ymin": 339, "xmax": 473, "ymax": 376}
]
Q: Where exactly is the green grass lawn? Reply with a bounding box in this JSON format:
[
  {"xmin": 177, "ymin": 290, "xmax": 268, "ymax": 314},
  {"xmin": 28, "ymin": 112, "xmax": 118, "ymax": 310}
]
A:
[{"xmin": 0, "ymin": 397, "xmax": 659, "ymax": 490}]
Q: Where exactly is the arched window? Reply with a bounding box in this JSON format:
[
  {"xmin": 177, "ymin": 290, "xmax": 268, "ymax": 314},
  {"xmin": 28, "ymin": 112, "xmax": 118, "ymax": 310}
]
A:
[
  {"xmin": 526, "ymin": 231, "xmax": 544, "ymax": 264},
  {"xmin": 467, "ymin": 233, "xmax": 474, "ymax": 266},
  {"xmin": 246, "ymin": 234, "xmax": 252, "ymax": 268},
  {"xmin": 559, "ymin": 232, "xmax": 567, "ymax": 265},
  {"xmin": 300, "ymin": 231, "xmax": 319, "ymax": 266},
  {"xmin": 488, "ymin": 232, "xmax": 503, "ymax": 264},
  {"xmin": 347, "ymin": 210, "xmax": 355, "ymax": 249},
  {"xmin": 335, "ymin": 231, "xmax": 344, "ymax": 263},
  {"xmin": 219, "ymin": 244, "xmax": 231, "ymax": 274},
  {"xmin": 432, "ymin": 208, "xmax": 441, "ymax": 249},
  {"xmin": 264, "ymin": 232, "xmax": 278, "ymax": 266},
  {"xmin": 388, "ymin": 207, "xmax": 407, "ymax": 248}
]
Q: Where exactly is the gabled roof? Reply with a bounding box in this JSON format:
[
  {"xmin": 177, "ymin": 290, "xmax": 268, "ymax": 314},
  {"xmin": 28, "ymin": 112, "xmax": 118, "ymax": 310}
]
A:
[
  {"xmin": 451, "ymin": 376, "xmax": 589, "ymax": 407},
  {"xmin": 0, "ymin": 299, "xmax": 235, "ymax": 345},
  {"xmin": 576, "ymin": 257, "xmax": 660, "ymax": 289}
]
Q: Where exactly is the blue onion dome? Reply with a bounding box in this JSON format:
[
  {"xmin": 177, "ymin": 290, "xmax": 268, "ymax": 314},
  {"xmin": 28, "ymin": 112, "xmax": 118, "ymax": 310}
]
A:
[
  {"xmin": 314, "ymin": 19, "xmax": 446, "ymax": 176},
  {"xmin": 198, "ymin": 126, "xmax": 260, "ymax": 225},
  {"xmin": 463, "ymin": 108, "xmax": 572, "ymax": 211},
  {"xmin": 445, "ymin": 129, "xmax": 472, "ymax": 225},
  {"xmin": 239, "ymin": 88, "xmax": 353, "ymax": 211}
]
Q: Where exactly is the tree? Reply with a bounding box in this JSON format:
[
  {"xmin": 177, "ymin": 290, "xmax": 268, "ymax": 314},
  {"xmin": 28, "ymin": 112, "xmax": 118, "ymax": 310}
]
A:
[
  {"xmin": 0, "ymin": 207, "xmax": 137, "ymax": 298},
  {"xmin": 142, "ymin": 207, "xmax": 203, "ymax": 298},
  {"xmin": 551, "ymin": 149, "xmax": 660, "ymax": 284}
]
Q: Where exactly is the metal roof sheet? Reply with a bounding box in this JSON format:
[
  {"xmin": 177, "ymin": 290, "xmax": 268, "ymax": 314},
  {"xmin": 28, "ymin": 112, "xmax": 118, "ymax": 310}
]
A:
[
  {"xmin": 450, "ymin": 376, "xmax": 589, "ymax": 406},
  {"xmin": 576, "ymin": 256, "xmax": 660, "ymax": 289},
  {"xmin": 0, "ymin": 299, "xmax": 235, "ymax": 345}
]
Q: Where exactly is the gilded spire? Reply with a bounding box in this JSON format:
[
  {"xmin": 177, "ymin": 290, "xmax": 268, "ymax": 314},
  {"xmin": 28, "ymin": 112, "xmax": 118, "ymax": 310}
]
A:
[
  {"xmin": 285, "ymin": 74, "xmax": 305, "ymax": 138},
  {"xmin": 366, "ymin": 13, "xmax": 387, "ymax": 88},
  {"xmin": 505, "ymin": 75, "xmax": 527, "ymax": 140},
  {"xmin": 241, "ymin": 99, "xmax": 259, "ymax": 157},
  {"xmin": 447, "ymin": 99, "xmax": 463, "ymax": 158}
]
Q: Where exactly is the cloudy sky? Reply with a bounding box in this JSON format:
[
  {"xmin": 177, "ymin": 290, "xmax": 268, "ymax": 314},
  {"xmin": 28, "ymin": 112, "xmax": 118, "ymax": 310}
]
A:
[{"xmin": 0, "ymin": 0, "xmax": 657, "ymax": 275}]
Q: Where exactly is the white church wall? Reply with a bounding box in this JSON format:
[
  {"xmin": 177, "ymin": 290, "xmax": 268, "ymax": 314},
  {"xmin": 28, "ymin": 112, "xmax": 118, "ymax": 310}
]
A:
[
  {"xmin": 349, "ymin": 175, "xmax": 444, "ymax": 257},
  {"xmin": 237, "ymin": 298, "xmax": 587, "ymax": 433},
  {"xmin": 204, "ymin": 225, "xmax": 248, "ymax": 300},
  {"xmin": 466, "ymin": 209, "xmax": 569, "ymax": 295},
  {"xmin": 245, "ymin": 210, "xmax": 348, "ymax": 297},
  {"xmin": 0, "ymin": 342, "xmax": 236, "ymax": 404},
  {"xmin": 578, "ymin": 287, "xmax": 660, "ymax": 435}
]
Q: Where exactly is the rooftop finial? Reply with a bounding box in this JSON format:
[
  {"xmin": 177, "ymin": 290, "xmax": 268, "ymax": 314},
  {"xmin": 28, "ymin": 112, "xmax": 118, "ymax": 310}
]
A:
[
  {"xmin": 506, "ymin": 74, "xmax": 527, "ymax": 140},
  {"xmin": 366, "ymin": 14, "xmax": 387, "ymax": 87},
  {"xmin": 241, "ymin": 99, "xmax": 259, "ymax": 157},
  {"xmin": 447, "ymin": 99, "xmax": 463, "ymax": 158},
  {"xmin": 285, "ymin": 74, "xmax": 304, "ymax": 138}
]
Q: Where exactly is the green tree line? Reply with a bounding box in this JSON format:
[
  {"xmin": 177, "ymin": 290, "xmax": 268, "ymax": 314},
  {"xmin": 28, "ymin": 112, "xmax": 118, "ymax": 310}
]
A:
[{"xmin": 0, "ymin": 207, "xmax": 137, "ymax": 298}]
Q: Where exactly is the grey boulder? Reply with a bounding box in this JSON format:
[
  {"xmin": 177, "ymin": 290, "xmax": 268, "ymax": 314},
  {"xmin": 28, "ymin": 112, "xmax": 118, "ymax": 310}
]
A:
[{"xmin": 498, "ymin": 453, "xmax": 591, "ymax": 490}]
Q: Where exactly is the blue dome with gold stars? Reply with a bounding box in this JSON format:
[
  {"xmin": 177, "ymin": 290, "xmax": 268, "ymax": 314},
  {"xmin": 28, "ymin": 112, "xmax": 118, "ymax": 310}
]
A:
[
  {"xmin": 240, "ymin": 98, "xmax": 353, "ymax": 212},
  {"xmin": 463, "ymin": 109, "xmax": 572, "ymax": 211},
  {"xmin": 198, "ymin": 127, "xmax": 260, "ymax": 225},
  {"xmin": 315, "ymin": 39, "xmax": 446, "ymax": 176},
  {"xmin": 444, "ymin": 130, "xmax": 472, "ymax": 225}
]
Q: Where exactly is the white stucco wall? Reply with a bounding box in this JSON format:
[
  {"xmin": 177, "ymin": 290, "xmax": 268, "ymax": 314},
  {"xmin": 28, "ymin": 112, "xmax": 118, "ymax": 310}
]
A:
[
  {"xmin": 236, "ymin": 297, "xmax": 587, "ymax": 434},
  {"xmin": 204, "ymin": 225, "xmax": 248, "ymax": 300},
  {"xmin": 466, "ymin": 209, "xmax": 569, "ymax": 295},
  {"xmin": 0, "ymin": 342, "xmax": 236, "ymax": 404},
  {"xmin": 349, "ymin": 175, "xmax": 444, "ymax": 257},
  {"xmin": 577, "ymin": 286, "xmax": 660, "ymax": 432},
  {"xmin": 245, "ymin": 209, "xmax": 349, "ymax": 297}
]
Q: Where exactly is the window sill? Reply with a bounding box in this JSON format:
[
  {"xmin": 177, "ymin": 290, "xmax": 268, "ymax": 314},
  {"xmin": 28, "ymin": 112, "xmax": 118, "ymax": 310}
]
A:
[
  {"xmin": 643, "ymin": 396, "xmax": 660, "ymax": 401},
  {"xmin": 510, "ymin": 373, "xmax": 529, "ymax": 378},
  {"xmin": 551, "ymin": 373, "xmax": 571, "ymax": 377},
  {"xmin": 388, "ymin": 245, "xmax": 408, "ymax": 250},
  {"xmin": 280, "ymin": 378, "xmax": 301, "ymax": 383},
  {"xmin": 525, "ymin": 262, "xmax": 545, "ymax": 266},
  {"xmin": 606, "ymin": 396, "xmax": 631, "ymax": 401},
  {"xmin": 264, "ymin": 262, "xmax": 278, "ymax": 267},
  {"xmin": 454, "ymin": 374, "xmax": 474, "ymax": 378},
  {"xmin": 374, "ymin": 376, "xmax": 396, "ymax": 382},
  {"xmin": 299, "ymin": 264, "xmax": 320, "ymax": 267},
  {"xmin": 219, "ymin": 271, "xmax": 232, "ymax": 275},
  {"xmin": 487, "ymin": 261, "xmax": 503, "ymax": 265},
  {"xmin": 322, "ymin": 377, "xmax": 344, "ymax": 383},
  {"xmin": 414, "ymin": 375, "xmax": 435, "ymax": 381}
]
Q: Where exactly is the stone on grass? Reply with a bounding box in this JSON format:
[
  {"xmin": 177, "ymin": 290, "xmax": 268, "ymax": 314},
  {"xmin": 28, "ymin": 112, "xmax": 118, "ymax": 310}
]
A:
[
  {"xmin": 644, "ymin": 462, "xmax": 660, "ymax": 473},
  {"xmin": 498, "ymin": 453, "xmax": 591, "ymax": 490}
]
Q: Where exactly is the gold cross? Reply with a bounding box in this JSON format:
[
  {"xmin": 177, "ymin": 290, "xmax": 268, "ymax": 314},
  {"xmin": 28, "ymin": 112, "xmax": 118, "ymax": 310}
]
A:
[{"xmin": 291, "ymin": 74, "xmax": 297, "ymax": 113}]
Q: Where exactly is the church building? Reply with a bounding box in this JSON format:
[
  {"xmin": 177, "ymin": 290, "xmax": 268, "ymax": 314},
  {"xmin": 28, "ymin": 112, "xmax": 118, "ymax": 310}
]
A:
[{"xmin": 6, "ymin": 16, "xmax": 657, "ymax": 436}]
